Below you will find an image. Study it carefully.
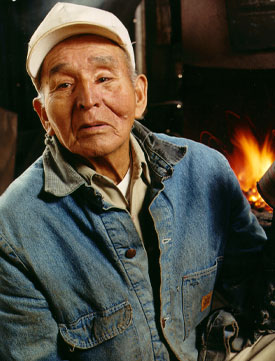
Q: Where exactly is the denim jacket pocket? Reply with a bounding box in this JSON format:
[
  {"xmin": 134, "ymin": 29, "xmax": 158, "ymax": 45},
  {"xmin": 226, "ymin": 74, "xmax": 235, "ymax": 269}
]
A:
[
  {"xmin": 59, "ymin": 301, "xmax": 132, "ymax": 350},
  {"xmin": 182, "ymin": 258, "xmax": 222, "ymax": 338}
]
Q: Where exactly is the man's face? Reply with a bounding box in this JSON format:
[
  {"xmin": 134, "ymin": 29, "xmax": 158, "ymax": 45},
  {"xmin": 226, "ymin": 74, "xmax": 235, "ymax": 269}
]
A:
[{"xmin": 34, "ymin": 35, "xmax": 147, "ymax": 163}]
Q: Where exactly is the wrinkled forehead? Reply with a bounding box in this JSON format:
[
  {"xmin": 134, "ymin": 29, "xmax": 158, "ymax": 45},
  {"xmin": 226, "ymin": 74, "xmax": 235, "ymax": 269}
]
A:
[{"xmin": 39, "ymin": 34, "xmax": 129, "ymax": 82}]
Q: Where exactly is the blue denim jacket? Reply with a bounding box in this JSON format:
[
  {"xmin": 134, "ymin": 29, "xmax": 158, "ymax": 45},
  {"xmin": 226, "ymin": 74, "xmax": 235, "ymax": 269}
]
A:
[{"xmin": 0, "ymin": 121, "xmax": 267, "ymax": 360}]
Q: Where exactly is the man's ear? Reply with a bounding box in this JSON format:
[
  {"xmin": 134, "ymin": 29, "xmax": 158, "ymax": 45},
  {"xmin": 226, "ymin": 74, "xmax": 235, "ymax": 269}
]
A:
[
  {"xmin": 134, "ymin": 74, "xmax": 148, "ymax": 119},
  {"xmin": 33, "ymin": 97, "xmax": 55, "ymax": 135}
]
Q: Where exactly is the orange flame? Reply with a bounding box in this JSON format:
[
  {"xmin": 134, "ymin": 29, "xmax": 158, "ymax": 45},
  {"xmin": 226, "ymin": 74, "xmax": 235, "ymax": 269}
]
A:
[{"xmin": 228, "ymin": 127, "xmax": 275, "ymax": 210}]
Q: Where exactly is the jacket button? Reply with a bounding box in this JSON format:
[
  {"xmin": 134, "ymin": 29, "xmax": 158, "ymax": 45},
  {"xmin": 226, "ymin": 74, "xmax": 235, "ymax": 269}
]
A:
[
  {"xmin": 162, "ymin": 317, "xmax": 169, "ymax": 328},
  {"xmin": 125, "ymin": 248, "xmax": 136, "ymax": 258}
]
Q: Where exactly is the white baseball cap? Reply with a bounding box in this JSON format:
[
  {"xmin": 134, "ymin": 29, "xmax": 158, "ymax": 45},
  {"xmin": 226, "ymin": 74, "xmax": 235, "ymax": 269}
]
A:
[{"xmin": 26, "ymin": 2, "xmax": 135, "ymax": 88}]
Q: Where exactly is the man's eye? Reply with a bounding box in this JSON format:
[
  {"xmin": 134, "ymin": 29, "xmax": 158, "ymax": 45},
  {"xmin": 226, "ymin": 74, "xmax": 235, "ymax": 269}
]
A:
[
  {"xmin": 57, "ymin": 83, "xmax": 71, "ymax": 89},
  {"xmin": 98, "ymin": 77, "xmax": 109, "ymax": 83}
]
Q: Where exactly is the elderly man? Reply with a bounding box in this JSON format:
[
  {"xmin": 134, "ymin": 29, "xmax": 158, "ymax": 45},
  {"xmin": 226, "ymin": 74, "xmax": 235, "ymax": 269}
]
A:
[{"xmin": 0, "ymin": 2, "xmax": 274, "ymax": 361}]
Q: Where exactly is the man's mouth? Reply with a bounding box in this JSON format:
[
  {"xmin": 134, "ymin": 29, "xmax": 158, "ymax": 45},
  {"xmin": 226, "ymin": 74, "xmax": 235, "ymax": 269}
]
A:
[{"xmin": 79, "ymin": 121, "xmax": 110, "ymax": 132}]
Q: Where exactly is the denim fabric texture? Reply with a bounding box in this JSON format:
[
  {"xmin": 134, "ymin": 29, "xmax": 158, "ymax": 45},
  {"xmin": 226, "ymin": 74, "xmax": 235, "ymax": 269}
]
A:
[{"xmin": 0, "ymin": 121, "xmax": 267, "ymax": 360}]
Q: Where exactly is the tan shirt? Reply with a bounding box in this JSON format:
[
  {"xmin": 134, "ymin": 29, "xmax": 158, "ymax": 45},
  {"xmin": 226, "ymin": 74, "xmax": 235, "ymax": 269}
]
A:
[{"xmin": 76, "ymin": 134, "xmax": 151, "ymax": 240}]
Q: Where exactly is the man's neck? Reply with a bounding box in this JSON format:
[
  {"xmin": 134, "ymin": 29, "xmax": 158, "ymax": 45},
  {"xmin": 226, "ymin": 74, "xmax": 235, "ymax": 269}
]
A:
[{"xmin": 84, "ymin": 144, "xmax": 131, "ymax": 185}]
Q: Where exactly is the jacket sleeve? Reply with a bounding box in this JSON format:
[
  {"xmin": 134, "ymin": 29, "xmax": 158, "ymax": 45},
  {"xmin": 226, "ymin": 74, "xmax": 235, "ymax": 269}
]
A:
[{"xmin": 0, "ymin": 235, "xmax": 68, "ymax": 361}]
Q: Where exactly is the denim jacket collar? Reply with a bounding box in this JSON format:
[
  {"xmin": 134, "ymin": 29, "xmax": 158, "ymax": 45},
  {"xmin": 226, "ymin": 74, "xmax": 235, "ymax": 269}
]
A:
[
  {"xmin": 132, "ymin": 121, "xmax": 187, "ymax": 179},
  {"xmin": 42, "ymin": 120, "xmax": 187, "ymax": 197},
  {"xmin": 43, "ymin": 136, "xmax": 86, "ymax": 197}
]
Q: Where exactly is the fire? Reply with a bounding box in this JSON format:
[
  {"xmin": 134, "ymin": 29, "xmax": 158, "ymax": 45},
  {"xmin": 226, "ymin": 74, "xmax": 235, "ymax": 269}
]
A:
[{"xmin": 227, "ymin": 127, "xmax": 275, "ymax": 211}]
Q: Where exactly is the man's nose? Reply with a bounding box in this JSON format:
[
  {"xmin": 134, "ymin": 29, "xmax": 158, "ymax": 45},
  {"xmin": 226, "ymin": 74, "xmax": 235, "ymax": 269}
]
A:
[{"xmin": 77, "ymin": 80, "xmax": 99, "ymax": 110}]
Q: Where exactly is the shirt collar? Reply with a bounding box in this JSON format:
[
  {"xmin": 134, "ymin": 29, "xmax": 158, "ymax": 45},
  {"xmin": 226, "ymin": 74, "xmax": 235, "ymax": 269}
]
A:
[{"xmin": 130, "ymin": 133, "xmax": 151, "ymax": 185}]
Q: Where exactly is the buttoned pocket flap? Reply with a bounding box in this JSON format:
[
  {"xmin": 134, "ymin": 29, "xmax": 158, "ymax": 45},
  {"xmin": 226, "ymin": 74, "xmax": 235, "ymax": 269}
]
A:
[{"xmin": 59, "ymin": 301, "xmax": 132, "ymax": 350}]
